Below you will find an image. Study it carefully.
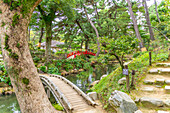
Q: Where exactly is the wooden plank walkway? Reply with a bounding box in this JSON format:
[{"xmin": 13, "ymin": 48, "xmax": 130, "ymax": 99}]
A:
[
  {"xmin": 50, "ymin": 77, "xmax": 94, "ymax": 112},
  {"xmin": 40, "ymin": 74, "xmax": 97, "ymax": 113}
]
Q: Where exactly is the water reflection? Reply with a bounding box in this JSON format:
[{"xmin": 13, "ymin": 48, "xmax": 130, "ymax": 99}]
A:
[
  {"xmin": 0, "ymin": 94, "xmax": 20, "ymax": 113},
  {"xmin": 66, "ymin": 64, "xmax": 117, "ymax": 93}
]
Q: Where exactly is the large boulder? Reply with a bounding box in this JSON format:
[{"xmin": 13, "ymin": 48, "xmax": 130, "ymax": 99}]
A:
[
  {"xmin": 109, "ymin": 90, "xmax": 138, "ymax": 113},
  {"xmin": 87, "ymin": 92, "xmax": 98, "ymax": 101}
]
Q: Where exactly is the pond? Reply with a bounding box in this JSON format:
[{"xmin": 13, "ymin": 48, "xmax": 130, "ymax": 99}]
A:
[
  {"xmin": 0, "ymin": 94, "xmax": 20, "ymax": 113},
  {"xmin": 0, "ymin": 63, "xmax": 117, "ymax": 112},
  {"xmin": 66, "ymin": 63, "xmax": 117, "ymax": 92}
]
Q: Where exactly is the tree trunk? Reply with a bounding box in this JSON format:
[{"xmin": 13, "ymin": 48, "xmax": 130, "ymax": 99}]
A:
[
  {"xmin": 38, "ymin": 26, "xmax": 44, "ymax": 47},
  {"xmin": 45, "ymin": 23, "xmax": 52, "ymax": 64},
  {"xmin": 126, "ymin": 0, "xmax": 144, "ymax": 48},
  {"xmin": 85, "ymin": 37, "xmax": 89, "ymax": 50},
  {"xmin": 154, "ymin": 0, "xmax": 161, "ymax": 23},
  {"xmin": 84, "ymin": 8, "xmax": 100, "ymax": 56},
  {"xmin": 0, "ymin": 2, "xmax": 56, "ymax": 113},
  {"xmin": 142, "ymin": 0, "xmax": 155, "ymax": 41}
]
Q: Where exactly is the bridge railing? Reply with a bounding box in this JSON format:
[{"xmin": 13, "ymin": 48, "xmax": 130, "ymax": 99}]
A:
[
  {"xmin": 40, "ymin": 75, "xmax": 73, "ymax": 112},
  {"xmin": 49, "ymin": 74, "xmax": 96, "ymax": 107},
  {"xmin": 67, "ymin": 50, "xmax": 96, "ymax": 58}
]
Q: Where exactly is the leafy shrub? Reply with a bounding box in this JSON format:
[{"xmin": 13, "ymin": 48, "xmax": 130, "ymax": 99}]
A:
[
  {"xmin": 52, "ymin": 103, "xmax": 64, "ymax": 111},
  {"xmin": 40, "ymin": 66, "xmax": 47, "ymax": 73}
]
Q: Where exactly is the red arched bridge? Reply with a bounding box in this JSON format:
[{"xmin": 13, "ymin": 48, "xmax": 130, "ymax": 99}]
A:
[{"xmin": 67, "ymin": 50, "xmax": 96, "ymax": 59}]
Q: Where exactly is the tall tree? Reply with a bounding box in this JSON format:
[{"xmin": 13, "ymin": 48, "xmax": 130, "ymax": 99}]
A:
[
  {"xmin": 142, "ymin": 0, "xmax": 155, "ymax": 41},
  {"xmin": 154, "ymin": 0, "xmax": 161, "ymax": 23},
  {"xmin": 0, "ymin": 1, "xmax": 56, "ymax": 113},
  {"xmin": 84, "ymin": 7, "xmax": 100, "ymax": 56},
  {"xmin": 126, "ymin": 0, "xmax": 144, "ymax": 48}
]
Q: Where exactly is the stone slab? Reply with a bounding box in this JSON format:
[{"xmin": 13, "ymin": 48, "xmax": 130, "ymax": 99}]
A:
[
  {"xmin": 160, "ymin": 68, "xmax": 170, "ymax": 73},
  {"xmin": 141, "ymin": 87, "xmax": 154, "ymax": 92},
  {"xmin": 144, "ymin": 80, "xmax": 155, "ymax": 84},
  {"xmin": 165, "ymin": 86, "xmax": 170, "ymax": 92},
  {"xmin": 164, "ymin": 100, "xmax": 170, "ymax": 107},
  {"xmin": 156, "ymin": 63, "xmax": 170, "ymax": 67},
  {"xmin": 140, "ymin": 97, "xmax": 164, "ymax": 107},
  {"xmin": 156, "ymin": 78, "xmax": 165, "ymax": 84},
  {"xmin": 157, "ymin": 110, "xmax": 169, "ymax": 113},
  {"xmin": 149, "ymin": 69, "xmax": 158, "ymax": 73},
  {"xmin": 165, "ymin": 80, "xmax": 170, "ymax": 85}
]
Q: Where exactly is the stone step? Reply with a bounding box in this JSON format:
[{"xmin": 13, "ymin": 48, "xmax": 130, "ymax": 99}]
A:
[
  {"xmin": 140, "ymin": 97, "xmax": 164, "ymax": 107},
  {"xmin": 157, "ymin": 110, "xmax": 170, "ymax": 113},
  {"xmin": 165, "ymin": 86, "xmax": 170, "ymax": 93},
  {"xmin": 149, "ymin": 68, "xmax": 170, "ymax": 74},
  {"xmin": 141, "ymin": 87, "xmax": 155, "ymax": 92},
  {"xmin": 144, "ymin": 79, "xmax": 170, "ymax": 85},
  {"xmin": 156, "ymin": 63, "xmax": 170, "ymax": 67}
]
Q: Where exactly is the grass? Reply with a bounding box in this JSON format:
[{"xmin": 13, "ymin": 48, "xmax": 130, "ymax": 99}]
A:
[{"xmin": 92, "ymin": 48, "xmax": 169, "ymax": 111}]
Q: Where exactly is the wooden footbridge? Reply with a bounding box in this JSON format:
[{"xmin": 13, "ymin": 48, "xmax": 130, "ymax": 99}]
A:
[{"xmin": 39, "ymin": 74, "xmax": 97, "ymax": 113}]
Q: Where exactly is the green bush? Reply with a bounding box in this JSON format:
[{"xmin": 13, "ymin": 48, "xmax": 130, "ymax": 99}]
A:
[
  {"xmin": 40, "ymin": 66, "xmax": 47, "ymax": 73},
  {"xmin": 52, "ymin": 103, "xmax": 64, "ymax": 111}
]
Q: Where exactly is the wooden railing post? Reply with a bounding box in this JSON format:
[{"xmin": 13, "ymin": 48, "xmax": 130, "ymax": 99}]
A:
[
  {"xmin": 149, "ymin": 51, "xmax": 152, "ymax": 66},
  {"xmin": 131, "ymin": 70, "xmax": 135, "ymax": 87}
]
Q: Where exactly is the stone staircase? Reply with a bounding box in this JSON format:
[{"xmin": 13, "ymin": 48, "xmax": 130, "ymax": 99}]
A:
[{"xmin": 133, "ymin": 62, "xmax": 170, "ymax": 113}]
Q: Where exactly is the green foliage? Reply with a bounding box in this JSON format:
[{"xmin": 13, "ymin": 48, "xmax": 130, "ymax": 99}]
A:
[
  {"xmin": 1, "ymin": 22, "xmax": 5, "ymax": 27},
  {"xmin": 93, "ymin": 49, "xmax": 169, "ymax": 110},
  {"xmin": 12, "ymin": 13, "xmax": 20, "ymax": 27},
  {"xmin": 0, "ymin": 64, "xmax": 11, "ymax": 86},
  {"xmin": 52, "ymin": 103, "xmax": 64, "ymax": 111},
  {"xmin": 4, "ymin": 34, "xmax": 9, "ymax": 50},
  {"xmin": 16, "ymin": 43, "xmax": 20, "ymax": 48},
  {"xmin": 33, "ymin": 56, "xmax": 41, "ymax": 63},
  {"xmin": 9, "ymin": 52, "xmax": 19, "ymax": 60},
  {"xmin": 40, "ymin": 66, "xmax": 47, "ymax": 73},
  {"xmin": 22, "ymin": 78, "xmax": 29, "ymax": 85}
]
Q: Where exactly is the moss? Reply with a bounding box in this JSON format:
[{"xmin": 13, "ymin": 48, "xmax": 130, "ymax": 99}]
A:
[
  {"xmin": 16, "ymin": 43, "xmax": 20, "ymax": 48},
  {"xmin": 12, "ymin": 13, "xmax": 20, "ymax": 27},
  {"xmin": 9, "ymin": 52, "xmax": 19, "ymax": 60},
  {"xmin": 22, "ymin": 78, "xmax": 29, "ymax": 85},
  {"xmin": 4, "ymin": 34, "xmax": 9, "ymax": 50},
  {"xmin": 1, "ymin": 22, "xmax": 6, "ymax": 27}
]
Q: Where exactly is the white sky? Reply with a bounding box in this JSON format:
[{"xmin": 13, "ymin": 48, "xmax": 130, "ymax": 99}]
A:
[{"xmin": 146, "ymin": 0, "xmax": 162, "ymax": 6}]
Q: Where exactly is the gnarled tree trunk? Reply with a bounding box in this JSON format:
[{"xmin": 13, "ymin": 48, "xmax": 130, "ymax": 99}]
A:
[{"xmin": 0, "ymin": 1, "xmax": 56, "ymax": 113}]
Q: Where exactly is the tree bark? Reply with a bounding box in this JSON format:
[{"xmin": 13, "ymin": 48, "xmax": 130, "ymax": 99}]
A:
[
  {"xmin": 154, "ymin": 0, "xmax": 161, "ymax": 23},
  {"xmin": 142, "ymin": 0, "xmax": 155, "ymax": 41},
  {"xmin": 0, "ymin": 1, "xmax": 56, "ymax": 113},
  {"xmin": 84, "ymin": 7, "xmax": 100, "ymax": 56},
  {"xmin": 38, "ymin": 26, "xmax": 44, "ymax": 47},
  {"xmin": 45, "ymin": 23, "xmax": 52, "ymax": 64},
  {"xmin": 126, "ymin": 0, "xmax": 144, "ymax": 48}
]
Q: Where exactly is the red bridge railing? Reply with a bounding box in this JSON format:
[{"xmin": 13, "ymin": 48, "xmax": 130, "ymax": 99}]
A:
[{"xmin": 67, "ymin": 50, "xmax": 96, "ymax": 58}]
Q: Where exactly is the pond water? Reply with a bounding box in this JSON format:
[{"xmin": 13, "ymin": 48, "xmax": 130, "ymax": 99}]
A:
[
  {"xmin": 0, "ymin": 94, "xmax": 20, "ymax": 113},
  {"xmin": 0, "ymin": 63, "xmax": 117, "ymax": 112},
  {"xmin": 66, "ymin": 63, "xmax": 117, "ymax": 93}
]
